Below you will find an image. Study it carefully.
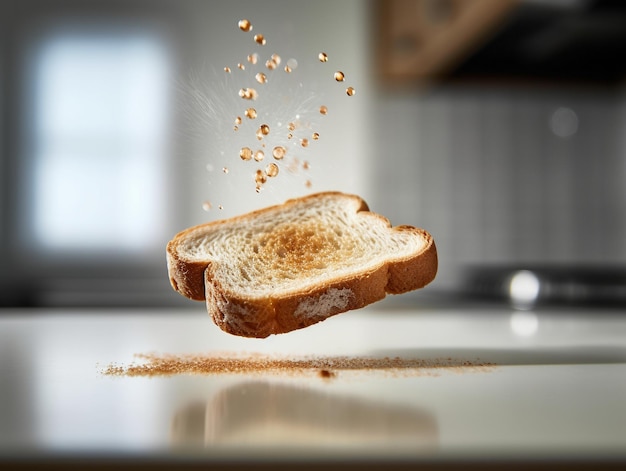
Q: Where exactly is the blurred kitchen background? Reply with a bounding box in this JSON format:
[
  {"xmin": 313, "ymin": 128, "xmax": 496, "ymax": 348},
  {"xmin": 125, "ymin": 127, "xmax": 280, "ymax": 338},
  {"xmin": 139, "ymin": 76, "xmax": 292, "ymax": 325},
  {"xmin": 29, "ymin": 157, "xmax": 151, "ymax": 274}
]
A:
[{"xmin": 2, "ymin": 0, "xmax": 626, "ymax": 310}]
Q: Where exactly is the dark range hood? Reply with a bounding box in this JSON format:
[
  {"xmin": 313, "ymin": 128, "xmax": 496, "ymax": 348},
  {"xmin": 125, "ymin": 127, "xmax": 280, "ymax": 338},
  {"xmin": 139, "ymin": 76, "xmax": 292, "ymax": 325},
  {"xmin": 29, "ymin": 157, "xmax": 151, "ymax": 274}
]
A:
[
  {"xmin": 377, "ymin": 0, "xmax": 626, "ymax": 85},
  {"xmin": 452, "ymin": 0, "xmax": 626, "ymax": 84}
]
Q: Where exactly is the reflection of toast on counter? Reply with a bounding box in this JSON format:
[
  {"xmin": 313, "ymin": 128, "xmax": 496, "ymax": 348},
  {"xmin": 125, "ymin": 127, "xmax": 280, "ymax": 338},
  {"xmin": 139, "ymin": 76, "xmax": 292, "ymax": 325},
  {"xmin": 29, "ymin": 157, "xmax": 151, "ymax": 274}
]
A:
[
  {"xmin": 170, "ymin": 381, "xmax": 438, "ymax": 450},
  {"xmin": 167, "ymin": 192, "xmax": 437, "ymax": 338}
]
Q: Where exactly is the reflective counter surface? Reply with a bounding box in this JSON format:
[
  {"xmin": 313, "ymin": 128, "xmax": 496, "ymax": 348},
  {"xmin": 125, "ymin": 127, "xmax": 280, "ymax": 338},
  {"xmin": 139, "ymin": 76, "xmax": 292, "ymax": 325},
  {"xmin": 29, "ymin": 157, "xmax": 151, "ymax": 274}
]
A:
[{"xmin": 1, "ymin": 306, "xmax": 625, "ymax": 466}]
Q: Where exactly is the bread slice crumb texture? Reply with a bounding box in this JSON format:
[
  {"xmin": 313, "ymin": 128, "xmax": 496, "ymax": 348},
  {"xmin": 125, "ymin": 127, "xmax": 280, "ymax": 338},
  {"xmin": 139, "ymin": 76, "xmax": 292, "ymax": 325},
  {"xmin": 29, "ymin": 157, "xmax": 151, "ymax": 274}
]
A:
[{"xmin": 179, "ymin": 194, "xmax": 427, "ymax": 296}]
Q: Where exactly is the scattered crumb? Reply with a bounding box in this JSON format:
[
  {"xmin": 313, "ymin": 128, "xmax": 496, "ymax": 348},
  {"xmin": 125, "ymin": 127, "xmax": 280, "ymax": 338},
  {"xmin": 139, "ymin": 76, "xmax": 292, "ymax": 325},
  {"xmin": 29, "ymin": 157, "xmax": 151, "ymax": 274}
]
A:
[{"xmin": 102, "ymin": 353, "xmax": 496, "ymax": 378}]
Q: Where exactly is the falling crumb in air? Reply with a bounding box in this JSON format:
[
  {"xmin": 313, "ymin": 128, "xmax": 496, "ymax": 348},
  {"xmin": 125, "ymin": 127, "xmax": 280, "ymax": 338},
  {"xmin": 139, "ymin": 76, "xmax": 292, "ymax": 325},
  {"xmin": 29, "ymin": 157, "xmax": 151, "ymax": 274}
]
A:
[
  {"xmin": 199, "ymin": 19, "xmax": 359, "ymax": 193},
  {"xmin": 255, "ymin": 170, "xmax": 268, "ymax": 192},
  {"xmin": 238, "ymin": 88, "xmax": 258, "ymax": 100},
  {"xmin": 266, "ymin": 163, "xmax": 279, "ymax": 177},
  {"xmin": 240, "ymin": 147, "xmax": 252, "ymax": 161},
  {"xmin": 238, "ymin": 19, "xmax": 252, "ymax": 32},
  {"xmin": 272, "ymin": 146, "xmax": 286, "ymax": 160}
]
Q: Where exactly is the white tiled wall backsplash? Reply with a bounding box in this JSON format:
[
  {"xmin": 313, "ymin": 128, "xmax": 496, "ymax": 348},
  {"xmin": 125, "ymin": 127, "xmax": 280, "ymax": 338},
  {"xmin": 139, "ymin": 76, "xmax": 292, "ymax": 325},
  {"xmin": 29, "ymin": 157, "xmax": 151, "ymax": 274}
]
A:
[{"xmin": 371, "ymin": 86, "xmax": 626, "ymax": 292}]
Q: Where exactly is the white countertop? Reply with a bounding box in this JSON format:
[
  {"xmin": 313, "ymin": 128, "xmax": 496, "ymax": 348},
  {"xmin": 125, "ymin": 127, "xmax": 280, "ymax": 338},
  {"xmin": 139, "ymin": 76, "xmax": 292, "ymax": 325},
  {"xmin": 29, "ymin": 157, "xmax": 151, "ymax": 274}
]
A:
[{"xmin": 1, "ymin": 306, "xmax": 625, "ymax": 465}]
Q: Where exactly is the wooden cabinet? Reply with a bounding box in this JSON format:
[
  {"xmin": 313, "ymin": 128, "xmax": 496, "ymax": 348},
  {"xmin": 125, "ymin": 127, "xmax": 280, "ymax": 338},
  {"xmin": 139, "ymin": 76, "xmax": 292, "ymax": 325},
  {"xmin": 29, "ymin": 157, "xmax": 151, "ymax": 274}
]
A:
[{"xmin": 376, "ymin": 0, "xmax": 519, "ymax": 84}]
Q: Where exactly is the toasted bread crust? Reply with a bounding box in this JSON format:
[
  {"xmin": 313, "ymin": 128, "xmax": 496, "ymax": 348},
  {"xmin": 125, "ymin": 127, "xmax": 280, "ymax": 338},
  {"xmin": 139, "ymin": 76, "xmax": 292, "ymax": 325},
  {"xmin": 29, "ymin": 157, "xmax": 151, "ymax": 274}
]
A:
[{"xmin": 167, "ymin": 192, "xmax": 437, "ymax": 338}]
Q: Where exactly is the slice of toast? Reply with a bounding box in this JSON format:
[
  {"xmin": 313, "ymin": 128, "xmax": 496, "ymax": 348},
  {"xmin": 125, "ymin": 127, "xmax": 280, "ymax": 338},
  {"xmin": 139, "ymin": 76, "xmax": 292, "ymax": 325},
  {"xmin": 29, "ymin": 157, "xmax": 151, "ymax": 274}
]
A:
[{"xmin": 167, "ymin": 192, "xmax": 437, "ymax": 338}]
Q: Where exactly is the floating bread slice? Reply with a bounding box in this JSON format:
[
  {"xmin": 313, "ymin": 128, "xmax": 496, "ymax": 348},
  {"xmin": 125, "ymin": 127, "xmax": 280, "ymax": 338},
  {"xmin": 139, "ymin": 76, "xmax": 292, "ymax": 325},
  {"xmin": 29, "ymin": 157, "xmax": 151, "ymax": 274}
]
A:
[{"xmin": 167, "ymin": 192, "xmax": 437, "ymax": 338}]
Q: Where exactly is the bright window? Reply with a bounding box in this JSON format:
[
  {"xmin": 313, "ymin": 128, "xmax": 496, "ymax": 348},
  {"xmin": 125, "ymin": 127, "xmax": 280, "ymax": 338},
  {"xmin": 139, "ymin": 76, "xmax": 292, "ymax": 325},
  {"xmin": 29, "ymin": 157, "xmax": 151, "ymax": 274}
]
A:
[{"xmin": 30, "ymin": 32, "xmax": 170, "ymax": 255}]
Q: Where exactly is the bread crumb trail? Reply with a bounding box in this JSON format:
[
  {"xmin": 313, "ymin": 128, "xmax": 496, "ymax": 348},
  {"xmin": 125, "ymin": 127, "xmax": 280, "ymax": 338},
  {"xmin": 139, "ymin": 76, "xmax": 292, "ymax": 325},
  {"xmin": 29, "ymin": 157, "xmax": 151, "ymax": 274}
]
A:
[{"xmin": 102, "ymin": 353, "xmax": 496, "ymax": 378}]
